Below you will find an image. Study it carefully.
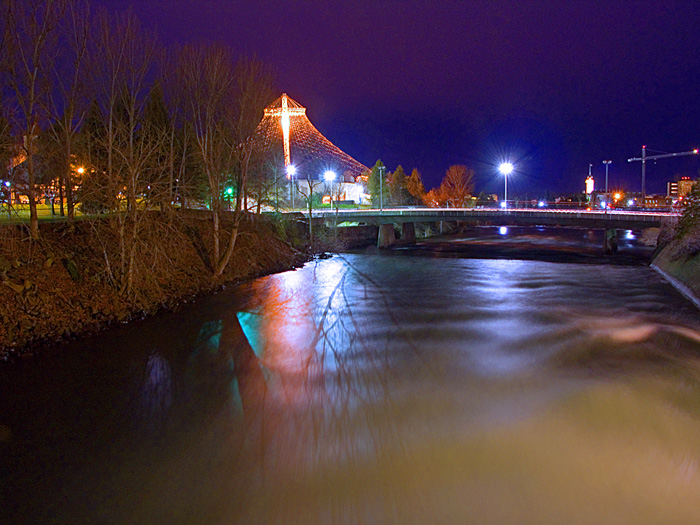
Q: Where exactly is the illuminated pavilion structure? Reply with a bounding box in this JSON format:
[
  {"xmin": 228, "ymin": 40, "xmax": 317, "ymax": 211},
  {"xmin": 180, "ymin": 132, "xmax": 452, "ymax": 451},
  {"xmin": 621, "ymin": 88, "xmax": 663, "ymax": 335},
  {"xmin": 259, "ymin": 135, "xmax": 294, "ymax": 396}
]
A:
[{"xmin": 252, "ymin": 93, "xmax": 369, "ymax": 182}]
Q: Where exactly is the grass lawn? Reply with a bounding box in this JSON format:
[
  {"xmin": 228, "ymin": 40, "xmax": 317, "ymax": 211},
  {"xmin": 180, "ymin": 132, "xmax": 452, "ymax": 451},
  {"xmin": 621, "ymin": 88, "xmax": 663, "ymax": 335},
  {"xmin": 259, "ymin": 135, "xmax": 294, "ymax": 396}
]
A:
[{"xmin": 0, "ymin": 203, "xmax": 87, "ymax": 224}]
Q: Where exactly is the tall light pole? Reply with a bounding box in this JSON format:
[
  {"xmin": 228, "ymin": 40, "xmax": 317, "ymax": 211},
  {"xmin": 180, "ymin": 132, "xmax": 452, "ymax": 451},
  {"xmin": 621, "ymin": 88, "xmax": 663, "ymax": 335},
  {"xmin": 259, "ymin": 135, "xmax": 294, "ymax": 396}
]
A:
[
  {"xmin": 286, "ymin": 165, "xmax": 296, "ymax": 210},
  {"xmin": 603, "ymin": 160, "xmax": 612, "ymax": 214},
  {"xmin": 379, "ymin": 165, "xmax": 385, "ymax": 211},
  {"xmin": 498, "ymin": 162, "xmax": 513, "ymax": 209},
  {"xmin": 4, "ymin": 181, "xmax": 10, "ymax": 219},
  {"xmin": 324, "ymin": 170, "xmax": 336, "ymax": 211}
]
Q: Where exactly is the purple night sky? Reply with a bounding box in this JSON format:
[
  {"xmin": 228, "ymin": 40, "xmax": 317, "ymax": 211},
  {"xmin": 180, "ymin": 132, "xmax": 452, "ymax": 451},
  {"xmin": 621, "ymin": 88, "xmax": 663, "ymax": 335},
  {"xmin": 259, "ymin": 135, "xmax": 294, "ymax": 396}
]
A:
[{"xmin": 96, "ymin": 0, "xmax": 700, "ymax": 196}]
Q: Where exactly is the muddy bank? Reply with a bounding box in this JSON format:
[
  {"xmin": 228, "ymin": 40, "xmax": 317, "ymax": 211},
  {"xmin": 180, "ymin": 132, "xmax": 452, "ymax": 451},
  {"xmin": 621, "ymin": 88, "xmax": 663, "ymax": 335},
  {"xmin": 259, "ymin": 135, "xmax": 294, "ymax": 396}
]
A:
[{"xmin": 0, "ymin": 212, "xmax": 310, "ymax": 360}]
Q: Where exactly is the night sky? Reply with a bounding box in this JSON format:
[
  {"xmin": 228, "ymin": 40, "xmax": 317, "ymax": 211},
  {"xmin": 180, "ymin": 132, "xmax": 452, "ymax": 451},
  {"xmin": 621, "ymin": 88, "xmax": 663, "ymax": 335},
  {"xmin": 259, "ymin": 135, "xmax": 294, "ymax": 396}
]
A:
[{"xmin": 96, "ymin": 0, "xmax": 700, "ymax": 196}]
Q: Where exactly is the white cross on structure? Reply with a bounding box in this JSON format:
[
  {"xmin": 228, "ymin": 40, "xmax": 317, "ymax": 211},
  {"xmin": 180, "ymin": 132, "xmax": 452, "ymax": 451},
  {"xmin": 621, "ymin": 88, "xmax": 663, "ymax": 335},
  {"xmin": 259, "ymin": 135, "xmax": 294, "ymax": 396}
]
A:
[{"xmin": 263, "ymin": 93, "xmax": 305, "ymax": 167}]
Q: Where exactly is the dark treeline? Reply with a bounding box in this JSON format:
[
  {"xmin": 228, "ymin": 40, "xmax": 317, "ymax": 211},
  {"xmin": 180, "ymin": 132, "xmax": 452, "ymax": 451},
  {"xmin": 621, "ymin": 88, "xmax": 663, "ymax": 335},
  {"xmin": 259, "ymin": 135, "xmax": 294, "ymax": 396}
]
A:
[{"xmin": 0, "ymin": 0, "xmax": 280, "ymax": 295}]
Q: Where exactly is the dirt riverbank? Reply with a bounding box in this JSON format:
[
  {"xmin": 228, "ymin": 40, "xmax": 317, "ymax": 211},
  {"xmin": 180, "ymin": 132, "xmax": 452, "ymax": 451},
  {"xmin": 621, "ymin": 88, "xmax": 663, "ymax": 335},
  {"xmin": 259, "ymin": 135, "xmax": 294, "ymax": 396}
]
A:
[{"xmin": 0, "ymin": 212, "xmax": 310, "ymax": 360}]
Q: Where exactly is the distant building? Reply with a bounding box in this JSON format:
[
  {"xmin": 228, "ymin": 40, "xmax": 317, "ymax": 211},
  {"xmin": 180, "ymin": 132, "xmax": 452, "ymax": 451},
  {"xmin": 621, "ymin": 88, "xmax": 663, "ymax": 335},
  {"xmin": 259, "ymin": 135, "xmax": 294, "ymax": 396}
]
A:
[
  {"xmin": 585, "ymin": 175, "xmax": 594, "ymax": 194},
  {"xmin": 644, "ymin": 194, "xmax": 673, "ymax": 208},
  {"xmin": 667, "ymin": 181, "xmax": 678, "ymax": 197},
  {"xmin": 252, "ymin": 93, "xmax": 369, "ymax": 181},
  {"xmin": 678, "ymin": 176, "xmax": 696, "ymax": 197}
]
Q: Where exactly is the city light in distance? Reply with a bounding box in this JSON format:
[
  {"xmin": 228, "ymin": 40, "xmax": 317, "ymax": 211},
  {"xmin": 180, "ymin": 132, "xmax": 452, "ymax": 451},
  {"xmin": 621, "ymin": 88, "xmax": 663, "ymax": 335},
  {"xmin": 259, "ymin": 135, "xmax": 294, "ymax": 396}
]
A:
[{"xmin": 324, "ymin": 170, "xmax": 336, "ymax": 182}]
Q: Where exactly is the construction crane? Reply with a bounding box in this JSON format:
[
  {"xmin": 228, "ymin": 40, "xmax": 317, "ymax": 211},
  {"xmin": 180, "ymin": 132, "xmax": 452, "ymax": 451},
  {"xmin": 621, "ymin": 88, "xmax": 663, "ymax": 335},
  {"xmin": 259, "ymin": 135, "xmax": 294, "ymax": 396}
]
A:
[{"xmin": 628, "ymin": 145, "xmax": 699, "ymax": 199}]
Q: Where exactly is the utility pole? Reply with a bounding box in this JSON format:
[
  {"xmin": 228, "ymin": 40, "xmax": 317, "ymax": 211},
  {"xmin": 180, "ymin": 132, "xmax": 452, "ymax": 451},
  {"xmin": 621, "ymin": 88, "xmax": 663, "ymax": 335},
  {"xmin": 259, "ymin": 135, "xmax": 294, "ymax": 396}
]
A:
[
  {"xmin": 628, "ymin": 145, "xmax": 698, "ymax": 200},
  {"xmin": 603, "ymin": 160, "xmax": 612, "ymax": 215}
]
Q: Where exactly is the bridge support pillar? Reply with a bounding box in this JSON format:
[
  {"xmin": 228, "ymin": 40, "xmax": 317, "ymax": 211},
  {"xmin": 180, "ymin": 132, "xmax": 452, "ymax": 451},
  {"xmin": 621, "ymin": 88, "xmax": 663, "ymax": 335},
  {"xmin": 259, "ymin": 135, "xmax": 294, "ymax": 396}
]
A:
[
  {"xmin": 377, "ymin": 224, "xmax": 396, "ymax": 248},
  {"xmin": 401, "ymin": 222, "xmax": 416, "ymax": 244},
  {"xmin": 603, "ymin": 229, "xmax": 618, "ymax": 254}
]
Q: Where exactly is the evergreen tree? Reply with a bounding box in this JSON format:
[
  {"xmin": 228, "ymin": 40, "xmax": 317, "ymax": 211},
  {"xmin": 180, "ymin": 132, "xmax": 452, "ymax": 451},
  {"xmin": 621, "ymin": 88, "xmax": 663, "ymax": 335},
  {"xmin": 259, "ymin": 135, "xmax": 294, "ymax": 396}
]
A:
[
  {"xmin": 367, "ymin": 159, "xmax": 386, "ymax": 208},
  {"xmin": 388, "ymin": 165, "xmax": 410, "ymax": 206},
  {"xmin": 406, "ymin": 168, "xmax": 426, "ymax": 205}
]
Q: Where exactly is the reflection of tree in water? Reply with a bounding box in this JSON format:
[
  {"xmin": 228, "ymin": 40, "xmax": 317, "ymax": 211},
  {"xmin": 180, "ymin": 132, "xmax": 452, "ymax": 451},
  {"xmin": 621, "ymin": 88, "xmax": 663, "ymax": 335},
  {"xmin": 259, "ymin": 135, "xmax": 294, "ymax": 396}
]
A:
[
  {"xmin": 194, "ymin": 256, "xmax": 434, "ymax": 522},
  {"xmin": 170, "ymin": 256, "xmax": 434, "ymax": 522},
  {"xmin": 130, "ymin": 350, "xmax": 174, "ymax": 437}
]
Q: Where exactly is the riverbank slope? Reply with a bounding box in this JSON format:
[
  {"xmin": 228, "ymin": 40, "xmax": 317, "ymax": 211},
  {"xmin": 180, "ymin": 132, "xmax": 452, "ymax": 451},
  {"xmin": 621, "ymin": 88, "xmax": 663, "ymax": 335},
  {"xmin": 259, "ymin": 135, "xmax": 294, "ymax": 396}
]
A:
[
  {"xmin": 651, "ymin": 230, "xmax": 700, "ymax": 307},
  {"xmin": 0, "ymin": 213, "xmax": 308, "ymax": 360}
]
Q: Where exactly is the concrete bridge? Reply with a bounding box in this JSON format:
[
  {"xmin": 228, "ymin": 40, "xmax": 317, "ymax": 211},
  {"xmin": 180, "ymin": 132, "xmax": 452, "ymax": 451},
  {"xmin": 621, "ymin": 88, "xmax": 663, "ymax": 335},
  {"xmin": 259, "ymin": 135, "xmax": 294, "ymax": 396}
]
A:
[{"xmin": 303, "ymin": 207, "xmax": 677, "ymax": 252}]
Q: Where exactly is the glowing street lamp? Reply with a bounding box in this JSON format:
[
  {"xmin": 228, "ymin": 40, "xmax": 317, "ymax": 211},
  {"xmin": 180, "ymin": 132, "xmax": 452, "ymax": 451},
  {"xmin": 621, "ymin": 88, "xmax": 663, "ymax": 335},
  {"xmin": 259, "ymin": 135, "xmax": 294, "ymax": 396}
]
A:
[{"xmin": 498, "ymin": 162, "xmax": 514, "ymax": 208}]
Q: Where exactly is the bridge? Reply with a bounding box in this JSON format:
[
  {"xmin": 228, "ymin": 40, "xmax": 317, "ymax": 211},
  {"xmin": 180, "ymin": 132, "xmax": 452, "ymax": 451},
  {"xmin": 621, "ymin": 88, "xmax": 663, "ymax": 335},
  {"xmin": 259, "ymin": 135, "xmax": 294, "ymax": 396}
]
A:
[{"xmin": 301, "ymin": 207, "xmax": 677, "ymax": 252}]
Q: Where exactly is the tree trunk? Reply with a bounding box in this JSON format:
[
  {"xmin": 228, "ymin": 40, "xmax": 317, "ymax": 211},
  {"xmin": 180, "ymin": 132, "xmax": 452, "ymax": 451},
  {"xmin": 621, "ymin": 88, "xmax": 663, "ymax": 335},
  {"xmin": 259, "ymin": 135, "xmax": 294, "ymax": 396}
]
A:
[
  {"xmin": 215, "ymin": 220, "xmax": 239, "ymax": 277},
  {"xmin": 169, "ymin": 126, "xmax": 175, "ymax": 206},
  {"xmin": 212, "ymin": 208, "xmax": 220, "ymax": 269},
  {"xmin": 308, "ymin": 194, "xmax": 313, "ymax": 242},
  {"xmin": 27, "ymin": 147, "xmax": 39, "ymax": 239},
  {"xmin": 65, "ymin": 139, "xmax": 74, "ymax": 226},
  {"xmin": 58, "ymin": 171, "xmax": 65, "ymax": 216}
]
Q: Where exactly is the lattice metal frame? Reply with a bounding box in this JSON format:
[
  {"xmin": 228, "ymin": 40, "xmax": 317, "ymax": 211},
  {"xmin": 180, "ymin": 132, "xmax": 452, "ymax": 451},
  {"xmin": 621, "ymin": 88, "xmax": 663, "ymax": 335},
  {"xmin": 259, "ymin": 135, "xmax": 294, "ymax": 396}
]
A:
[{"xmin": 254, "ymin": 93, "xmax": 369, "ymax": 181}]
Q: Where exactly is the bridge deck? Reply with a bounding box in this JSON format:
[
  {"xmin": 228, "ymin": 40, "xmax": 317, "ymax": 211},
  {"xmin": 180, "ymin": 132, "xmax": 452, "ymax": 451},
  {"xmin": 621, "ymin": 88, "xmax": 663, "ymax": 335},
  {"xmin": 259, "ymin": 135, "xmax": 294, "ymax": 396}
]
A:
[{"xmin": 305, "ymin": 207, "xmax": 676, "ymax": 229}]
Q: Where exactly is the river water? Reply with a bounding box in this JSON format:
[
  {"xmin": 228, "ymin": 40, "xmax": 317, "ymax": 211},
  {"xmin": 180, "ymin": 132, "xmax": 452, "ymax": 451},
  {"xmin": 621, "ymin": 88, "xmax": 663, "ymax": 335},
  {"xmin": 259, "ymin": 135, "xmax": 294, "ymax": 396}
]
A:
[{"xmin": 3, "ymin": 228, "xmax": 700, "ymax": 523}]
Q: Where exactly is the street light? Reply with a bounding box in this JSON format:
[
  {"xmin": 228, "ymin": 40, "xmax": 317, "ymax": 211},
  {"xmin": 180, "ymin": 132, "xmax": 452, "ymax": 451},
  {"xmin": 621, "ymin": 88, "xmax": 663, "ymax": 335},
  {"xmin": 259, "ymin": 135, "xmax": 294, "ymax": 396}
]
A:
[
  {"xmin": 603, "ymin": 160, "xmax": 612, "ymax": 215},
  {"xmin": 498, "ymin": 162, "xmax": 514, "ymax": 208},
  {"xmin": 286, "ymin": 165, "xmax": 296, "ymax": 209},
  {"xmin": 379, "ymin": 165, "xmax": 385, "ymax": 211},
  {"xmin": 324, "ymin": 170, "xmax": 336, "ymax": 211}
]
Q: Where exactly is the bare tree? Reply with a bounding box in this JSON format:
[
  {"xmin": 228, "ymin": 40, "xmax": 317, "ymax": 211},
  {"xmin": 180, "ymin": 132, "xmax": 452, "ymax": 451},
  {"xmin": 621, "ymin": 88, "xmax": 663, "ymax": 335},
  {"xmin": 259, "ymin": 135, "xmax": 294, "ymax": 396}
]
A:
[
  {"xmin": 47, "ymin": 0, "xmax": 90, "ymax": 226},
  {"xmin": 427, "ymin": 165, "xmax": 475, "ymax": 208},
  {"xmin": 159, "ymin": 50, "xmax": 192, "ymax": 210},
  {"xmin": 4, "ymin": 0, "xmax": 66, "ymax": 238},
  {"xmin": 216, "ymin": 56, "xmax": 276, "ymax": 273},
  {"xmin": 176, "ymin": 43, "xmax": 237, "ymax": 273},
  {"xmin": 87, "ymin": 9, "xmax": 163, "ymax": 296},
  {"xmin": 177, "ymin": 46, "xmax": 275, "ymax": 277},
  {"xmin": 297, "ymin": 176, "xmax": 324, "ymax": 242}
]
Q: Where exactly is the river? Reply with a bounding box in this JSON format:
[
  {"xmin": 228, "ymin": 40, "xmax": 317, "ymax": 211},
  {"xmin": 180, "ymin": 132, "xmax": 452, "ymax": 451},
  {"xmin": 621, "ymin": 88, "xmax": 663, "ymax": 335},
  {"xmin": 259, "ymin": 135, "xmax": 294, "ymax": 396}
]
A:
[{"xmin": 2, "ymin": 227, "xmax": 700, "ymax": 523}]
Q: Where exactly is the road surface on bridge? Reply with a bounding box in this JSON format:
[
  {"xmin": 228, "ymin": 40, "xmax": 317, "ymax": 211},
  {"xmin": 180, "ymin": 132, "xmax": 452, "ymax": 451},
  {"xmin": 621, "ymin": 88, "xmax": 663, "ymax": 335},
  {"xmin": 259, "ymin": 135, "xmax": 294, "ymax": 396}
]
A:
[{"xmin": 303, "ymin": 207, "xmax": 678, "ymax": 229}]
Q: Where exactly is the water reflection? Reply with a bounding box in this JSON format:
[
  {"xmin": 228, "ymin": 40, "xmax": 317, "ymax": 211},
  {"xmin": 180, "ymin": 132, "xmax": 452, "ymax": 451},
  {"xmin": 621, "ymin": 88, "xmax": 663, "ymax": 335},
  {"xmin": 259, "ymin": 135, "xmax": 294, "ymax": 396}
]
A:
[
  {"xmin": 4, "ymin": 253, "xmax": 700, "ymax": 523},
  {"xmin": 131, "ymin": 350, "xmax": 173, "ymax": 436}
]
